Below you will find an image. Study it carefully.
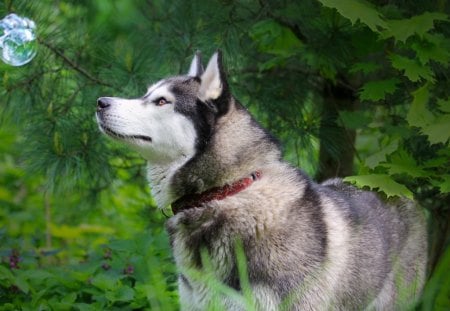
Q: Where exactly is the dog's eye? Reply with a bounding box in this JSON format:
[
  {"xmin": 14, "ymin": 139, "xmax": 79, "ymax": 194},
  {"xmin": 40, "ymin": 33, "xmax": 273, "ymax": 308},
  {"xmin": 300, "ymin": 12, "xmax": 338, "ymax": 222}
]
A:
[{"xmin": 155, "ymin": 97, "xmax": 170, "ymax": 106}]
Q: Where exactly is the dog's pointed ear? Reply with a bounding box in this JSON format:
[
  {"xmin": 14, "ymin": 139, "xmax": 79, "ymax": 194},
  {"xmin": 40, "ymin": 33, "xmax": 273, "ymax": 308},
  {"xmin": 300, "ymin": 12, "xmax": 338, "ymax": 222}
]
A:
[
  {"xmin": 187, "ymin": 51, "xmax": 203, "ymax": 77},
  {"xmin": 198, "ymin": 50, "xmax": 229, "ymax": 102}
]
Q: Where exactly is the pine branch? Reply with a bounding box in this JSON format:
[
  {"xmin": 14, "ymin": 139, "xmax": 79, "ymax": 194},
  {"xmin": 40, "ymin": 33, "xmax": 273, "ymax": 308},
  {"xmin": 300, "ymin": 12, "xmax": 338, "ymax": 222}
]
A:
[
  {"xmin": 38, "ymin": 38, "xmax": 114, "ymax": 88},
  {"xmin": 5, "ymin": 68, "xmax": 61, "ymax": 93}
]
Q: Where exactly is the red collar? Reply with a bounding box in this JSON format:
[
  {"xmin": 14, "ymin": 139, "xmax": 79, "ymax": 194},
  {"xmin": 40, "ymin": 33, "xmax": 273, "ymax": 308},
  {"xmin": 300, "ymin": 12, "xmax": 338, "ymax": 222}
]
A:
[{"xmin": 171, "ymin": 171, "xmax": 262, "ymax": 215}]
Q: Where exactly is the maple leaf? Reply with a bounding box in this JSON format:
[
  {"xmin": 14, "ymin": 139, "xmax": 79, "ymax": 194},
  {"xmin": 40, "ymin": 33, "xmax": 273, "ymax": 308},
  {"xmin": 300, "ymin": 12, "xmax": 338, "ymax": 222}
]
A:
[
  {"xmin": 411, "ymin": 34, "xmax": 450, "ymax": 65},
  {"xmin": 421, "ymin": 114, "xmax": 450, "ymax": 145},
  {"xmin": 390, "ymin": 54, "xmax": 435, "ymax": 82},
  {"xmin": 365, "ymin": 139, "xmax": 399, "ymax": 169},
  {"xmin": 344, "ymin": 174, "xmax": 413, "ymax": 199},
  {"xmin": 406, "ymin": 84, "xmax": 434, "ymax": 128},
  {"xmin": 317, "ymin": 0, "xmax": 387, "ymax": 32},
  {"xmin": 349, "ymin": 62, "xmax": 381, "ymax": 75},
  {"xmin": 382, "ymin": 149, "xmax": 427, "ymax": 178},
  {"xmin": 438, "ymin": 98, "xmax": 450, "ymax": 113},
  {"xmin": 359, "ymin": 78, "xmax": 399, "ymax": 102},
  {"xmin": 382, "ymin": 12, "xmax": 448, "ymax": 43}
]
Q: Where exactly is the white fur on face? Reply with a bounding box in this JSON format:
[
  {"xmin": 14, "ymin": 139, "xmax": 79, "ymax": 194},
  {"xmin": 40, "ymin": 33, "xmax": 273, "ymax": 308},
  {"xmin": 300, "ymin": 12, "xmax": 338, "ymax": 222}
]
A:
[{"xmin": 96, "ymin": 83, "xmax": 197, "ymax": 165}]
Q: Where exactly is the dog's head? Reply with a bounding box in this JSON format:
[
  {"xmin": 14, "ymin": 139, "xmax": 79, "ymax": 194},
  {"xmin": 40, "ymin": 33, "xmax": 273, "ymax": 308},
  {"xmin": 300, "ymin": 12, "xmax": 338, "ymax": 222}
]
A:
[{"xmin": 96, "ymin": 51, "xmax": 230, "ymax": 164}]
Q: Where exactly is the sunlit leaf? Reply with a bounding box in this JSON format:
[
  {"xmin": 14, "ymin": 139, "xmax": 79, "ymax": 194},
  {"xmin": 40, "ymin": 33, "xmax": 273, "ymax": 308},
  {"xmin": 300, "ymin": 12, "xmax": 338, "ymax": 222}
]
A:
[
  {"xmin": 390, "ymin": 54, "xmax": 435, "ymax": 82},
  {"xmin": 438, "ymin": 98, "xmax": 450, "ymax": 113},
  {"xmin": 382, "ymin": 12, "xmax": 448, "ymax": 42},
  {"xmin": 407, "ymin": 84, "xmax": 434, "ymax": 128},
  {"xmin": 421, "ymin": 114, "xmax": 450, "ymax": 145},
  {"xmin": 317, "ymin": 0, "xmax": 387, "ymax": 32},
  {"xmin": 344, "ymin": 174, "xmax": 413, "ymax": 199}
]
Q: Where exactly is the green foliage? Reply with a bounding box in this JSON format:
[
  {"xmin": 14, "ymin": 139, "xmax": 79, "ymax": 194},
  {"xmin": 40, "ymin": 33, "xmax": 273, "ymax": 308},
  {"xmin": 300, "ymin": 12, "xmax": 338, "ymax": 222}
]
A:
[
  {"xmin": 0, "ymin": 0, "xmax": 449, "ymax": 309},
  {"xmin": 0, "ymin": 232, "xmax": 178, "ymax": 310},
  {"xmin": 420, "ymin": 247, "xmax": 450, "ymax": 310}
]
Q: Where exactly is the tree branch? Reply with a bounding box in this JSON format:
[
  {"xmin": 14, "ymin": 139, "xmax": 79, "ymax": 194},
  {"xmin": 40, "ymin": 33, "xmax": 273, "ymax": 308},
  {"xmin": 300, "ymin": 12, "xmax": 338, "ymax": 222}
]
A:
[{"xmin": 38, "ymin": 39, "xmax": 114, "ymax": 88}]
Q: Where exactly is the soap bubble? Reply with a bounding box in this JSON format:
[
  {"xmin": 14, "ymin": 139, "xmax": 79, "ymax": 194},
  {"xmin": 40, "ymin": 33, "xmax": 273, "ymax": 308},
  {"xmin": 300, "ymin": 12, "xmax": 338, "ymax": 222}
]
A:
[{"xmin": 0, "ymin": 13, "xmax": 37, "ymax": 66}]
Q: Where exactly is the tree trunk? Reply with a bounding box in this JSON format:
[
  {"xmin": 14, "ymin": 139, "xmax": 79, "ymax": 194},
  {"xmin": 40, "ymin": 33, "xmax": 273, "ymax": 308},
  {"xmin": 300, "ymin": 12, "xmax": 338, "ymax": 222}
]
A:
[{"xmin": 316, "ymin": 82, "xmax": 357, "ymax": 182}]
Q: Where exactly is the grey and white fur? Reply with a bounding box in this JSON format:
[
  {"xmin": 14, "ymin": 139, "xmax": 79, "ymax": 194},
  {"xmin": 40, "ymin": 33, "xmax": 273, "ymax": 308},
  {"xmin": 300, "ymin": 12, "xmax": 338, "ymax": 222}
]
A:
[{"xmin": 96, "ymin": 51, "xmax": 427, "ymax": 310}]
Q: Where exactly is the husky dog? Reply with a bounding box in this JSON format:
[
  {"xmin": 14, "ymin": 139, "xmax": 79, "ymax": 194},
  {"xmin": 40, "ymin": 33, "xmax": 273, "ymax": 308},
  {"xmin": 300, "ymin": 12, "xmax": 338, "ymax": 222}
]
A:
[{"xmin": 96, "ymin": 52, "xmax": 427, "ymax": 310}]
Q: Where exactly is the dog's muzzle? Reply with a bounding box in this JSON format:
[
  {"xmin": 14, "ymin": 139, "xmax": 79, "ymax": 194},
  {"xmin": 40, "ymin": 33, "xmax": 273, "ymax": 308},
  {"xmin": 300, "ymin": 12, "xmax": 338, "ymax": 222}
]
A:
[{"xmin": 95, "ymin": 97, "xmax": 153, "ymax": 143}]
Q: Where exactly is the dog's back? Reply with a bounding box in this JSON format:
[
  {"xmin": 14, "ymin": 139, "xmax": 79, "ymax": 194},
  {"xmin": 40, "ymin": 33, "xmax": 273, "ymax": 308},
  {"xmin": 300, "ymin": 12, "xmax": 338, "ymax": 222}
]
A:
[{"xmin": 319, "ymin": 179, "xmax": 427, "ymax": 310}]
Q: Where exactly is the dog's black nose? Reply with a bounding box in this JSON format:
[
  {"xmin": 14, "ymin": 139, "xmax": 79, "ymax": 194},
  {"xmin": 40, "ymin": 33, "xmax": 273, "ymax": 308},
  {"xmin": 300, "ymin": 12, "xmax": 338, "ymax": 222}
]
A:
[{"xmin": 97, "ymin": 97, "xmax": 111, "ymax": 110}]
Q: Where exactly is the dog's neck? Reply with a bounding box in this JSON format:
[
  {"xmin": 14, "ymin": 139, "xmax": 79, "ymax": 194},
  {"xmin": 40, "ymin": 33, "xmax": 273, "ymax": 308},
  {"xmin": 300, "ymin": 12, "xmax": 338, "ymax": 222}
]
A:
[
  {"xmin": 147, "ymin": 104, "xmax": 282, "ymax": 209},
  {"xmin": 169, "ymin": 105, "xmax": 282, "ymax": 201},
  {"xmin": 147, "ymin": 158, "xmax": 189, "ymax": 208}
]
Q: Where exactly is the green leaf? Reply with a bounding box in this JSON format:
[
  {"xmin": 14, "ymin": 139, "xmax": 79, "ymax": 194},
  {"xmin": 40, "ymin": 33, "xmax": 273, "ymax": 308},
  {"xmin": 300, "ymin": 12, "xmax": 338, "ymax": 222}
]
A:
[
  {"xmin": 105, "ymin": 286, "xmax": 135, "ymax": 303},
  {"xmin": 382, "ymin": 149, "xmax": 427, "ymax": 178},
  {"xmin": 390, "ymin": 54, "xmax": 435, "ymax": 82},
  {"xmin": 407, "ymin": 84, "xmax": 434, "ymax": 128},
  {"xmin": 14, "ymin": 275, "xmax": 30, "ymax": 294},
  {"xmin": 359, "ymin": 78, "xmax": 399, "ymax": 101},
  {"xmin": 317, "ymin": 0, "xmax": 387, "ymax": 32},
  {"xmin": 249, "ymin": 19, "xmax": 303, "ymax": 57},
  {"xmin": 50, "ymin": 224, "xmax": 82, "ymax": 239},
  {"xmin": 421, "ymin": 114, "xmax": 450, "ymax": 145},
  {"xmin": 25, "ymin": 270, "xmax": 54, "ymax": 282},
  {"xmin": 344, "ymin": 174, "xmax": 413, "ymax": 199},
  {"xmin": 90, "ymin": 274, "xmax": 120, "ymax": 291},
  {"xmin": 423, "ymin": 148, "xmax": 450, "ymax": 168},
  {"xmin": 0, "ymin": 265, "xmax": 14, "ymax": 280},
  {"xmin": 432, "ymin": 175, "xmax": 450, "ymax": 193},
  {"xmin": 73, "ymin": 303, "xmax": 98, "ymax": 311},
  {"xmin": 438, "ymin": 98, "xmax": 450, "ymax": 113},
  {"xmin": 365, "ymin": 139, "xmax": 399, "ymax": 169},
  {"xmin": 411, "ymin": 34, "xmax": 450, "ymax": 65},
  {"xmin": 382, "ymin": 12, "xmax": 448, "ymax": 43},
  {"xmin": 349, "ymin": 62, "xmax": 381, "ymax": 75},
  {"xmin": 61, "ymin": 292, "xmax": 78, "ymax": 304}
]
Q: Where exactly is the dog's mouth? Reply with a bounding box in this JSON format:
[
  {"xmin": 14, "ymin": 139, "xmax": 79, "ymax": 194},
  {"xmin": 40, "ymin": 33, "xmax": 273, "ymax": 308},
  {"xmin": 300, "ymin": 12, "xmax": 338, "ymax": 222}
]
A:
[{"xmin": 99, "ymin": 123, "xmax": 152, "ymax": 143}]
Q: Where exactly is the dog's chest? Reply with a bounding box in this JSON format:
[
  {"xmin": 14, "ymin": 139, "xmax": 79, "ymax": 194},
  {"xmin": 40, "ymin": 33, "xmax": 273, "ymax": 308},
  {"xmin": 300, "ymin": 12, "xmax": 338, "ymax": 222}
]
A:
[
  {"xmin": 166, "ymin": 210, "xmax": 237, "ymax": 307},
  {"xmin": 167, "ymin": 211, "xmax": 234, "ymax": 275}
]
